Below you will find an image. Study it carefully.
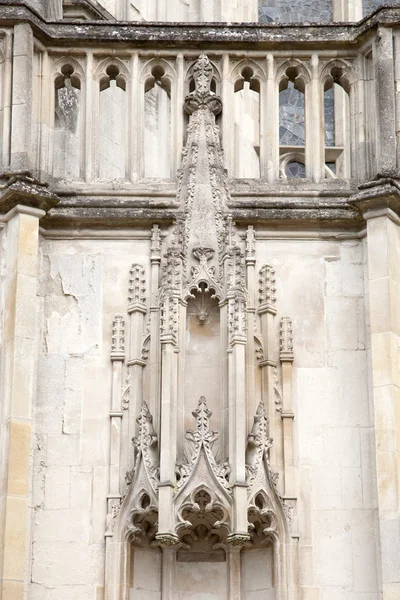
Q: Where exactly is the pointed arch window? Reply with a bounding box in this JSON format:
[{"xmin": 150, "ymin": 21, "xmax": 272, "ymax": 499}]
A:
[
  {"xmin": 144, "ymin": 65, "xmax": 172, "ymax": 179},
  {"xmin": 279, "ymin": 66, "xmax": 307, "ymax": 179},
  {"xmin": 233, "ymin": 67, "xmax": 261, "ymax": 179},
  {"xmin": 53, "ymin": 64, "xmax": 82, "ymax": 180},
  {"xmin": 323, "ymin": 64, "xmax": 352, "ymax": 179},
  {"xmin": 98, "ymin": 64, "xmax": 128, "ymax": 180}
]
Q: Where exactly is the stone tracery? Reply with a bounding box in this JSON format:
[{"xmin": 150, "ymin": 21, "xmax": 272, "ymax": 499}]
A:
[{"xmin": 105, "ymin": 53, "xmax": 298, "ymax": 599}]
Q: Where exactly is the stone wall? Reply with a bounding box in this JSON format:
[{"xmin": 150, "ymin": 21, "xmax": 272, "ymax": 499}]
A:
[{"xmin": 27, "ymin": 232, "xmax": 380, "ymax": 599}]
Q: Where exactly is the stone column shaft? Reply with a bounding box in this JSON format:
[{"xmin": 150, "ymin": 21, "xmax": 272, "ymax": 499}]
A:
[
  {"xmin": 158, "ymin": 339, "xmax": 178, "ymax": 537},
  {"xmin": 84, "ymin": 50, "xmax": 94, "ymax": 183},
  {"xmin": 265, "ymin": 53, "xmax": 279, "ymax": 183},
  {"xmin": 364, "ymin": 207, "xmax": 400, "ymax": 599},
  {"xmin": 308, "ymin": 54, "xmax": 324, "ymax": 183},
  {"xmin": 2, "ymin": 32, "xmax": 12, "ymax": 169},
  {"xmin": 229, "ymin": 336, "xmax": 249, "ymax": 536},
  {"xmin": 374, "ymin": 27, "xmax": 396, "ymax": 176},
  {"xmin": 11, "ymin": 24, "xmax": 33, "ymax": 171},
  {"xmin": 0, "ymin": 205, "xmax": 44, "ymax": 600},
  {"xmin": 222, "ymin": 54, "xmax": 233, "ymax": 174}
]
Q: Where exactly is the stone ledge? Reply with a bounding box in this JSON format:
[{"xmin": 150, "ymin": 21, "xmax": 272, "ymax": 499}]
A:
[
  {"xmin": 2, "ymin": 3, "xmax": 400, "ymax": 47},
  {"xmin": 0, "ymin": 172, "xmax": 60, "ymax": 214},
  {"xmin": 350, "ymin": 176, "xmax": 400, "ymax": 219}
]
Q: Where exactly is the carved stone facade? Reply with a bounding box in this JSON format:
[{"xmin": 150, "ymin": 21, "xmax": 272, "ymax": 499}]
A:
[{"xmin": 0, "ymin": 3, "xmax": 399, "ymax": 600}]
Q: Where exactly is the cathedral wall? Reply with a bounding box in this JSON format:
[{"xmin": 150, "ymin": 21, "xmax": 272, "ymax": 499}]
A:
[
  {"xmin": 30, "ymin": 236, "xmax": 150, "ymax": 599},
  {"xmin": 257, "ymin": 236, "xmax": 379, "ymax": 598},
  {"xmin": 28, "ymin": 232, "xmax": 380, "ymax": 599}
]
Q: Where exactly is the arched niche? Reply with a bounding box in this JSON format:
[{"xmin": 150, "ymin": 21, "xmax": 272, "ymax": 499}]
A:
[
  {"xmin": 277, "ymin": 62, "xmax": 310, "ymax": 180},
  {"xmin": 233, "ymin": 65, "xmax": 262, "ymax": 178},
  {"xmin": 97, "ymin": 61, "xmax": 128, "ymax": 180},
  {"xmin": 52, "ymin": 62, "xmax": 83, "ymax": 180},
  {"xmin": 143, "ymin": 64, "xmax": 172, "ymax": 179},
  {"xmin": 322, "ymin": 60, "xmax": 354, "ymax": 179},
  {"xmin": 184, "ymin": 280, "xmax": 222, "ymax": 437}
]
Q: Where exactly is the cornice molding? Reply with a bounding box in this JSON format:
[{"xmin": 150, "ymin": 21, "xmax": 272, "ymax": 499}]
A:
[{"xmin": 1, "ymin": 3, "xmax": 400, "ymax": 47}]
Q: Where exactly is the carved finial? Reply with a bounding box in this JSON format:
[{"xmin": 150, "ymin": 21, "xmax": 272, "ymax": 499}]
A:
[
  {"xmin": 187, "ymin": 396, "xmax": 218, "ymax": 445},
  {"xmin": 128, "ymin": 264, "xmax": 146, "ymax": 312},
  {"xmin": 175, "ymin": 396, "xmax": 231, "ymax": 492},
  {"xmin": 185, "ymin": 54, "xmax": 222, "ymax": 115},
  {"xmin": 150, "ymin": 225, "xmax": 161, "ymax": 261},
  {"xmin": 280, "ymin": 317, "xmax": 294, "ymax": 362},
  {"xmin": 258, "ymin": 265, "xmax": 276, "ymax": 314},
  {"xmin": 160, "ymin": 295, "xmax": 179, "ymax": 341},
  {"xmin": 228, "ymin": 246, "xmax": 245, "ymax": 291},
  {"xmin": 161, "ymin": 246, "xmax": 182, "ymax": 291},
  {"xmin": 246, "ymin": 226, "xmax": 256, "ymax": 261},
  {"xmin": 111, "ymin": 315, "xmax": 125, "ymax": 360},
  {"xmin": 193, "ymin": 53, "xmax": 213, "ymax": 95},
  {"xmin": 228, "ymin": 294, "xmax": 247, "ymax": 343}
]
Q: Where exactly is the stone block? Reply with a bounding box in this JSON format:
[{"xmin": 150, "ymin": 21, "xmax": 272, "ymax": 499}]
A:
[
  {"xmin": 351, "ymin": 511, "xmax": 379, "ymax": 592},
  {"xmin": 44, "ymin": 465, "xmax": 70, "ymax": 509},
  {"xmin": 313, "ymin": 465, "xmax": 342, "ymax": 510},
  {"xmin": 341, "ymin": 467, "xmax": 362, "ymax": 509},
  {"xmin": 70, "ymin": 467, "xmax": 92, "ymax": 509},
  {"xmin": 36, "ymin": 354, "xmax": 65, "ymax": 434},
  {"xmin": 132, "ymin": 549, "xmax": 162, "ymax": 591},
  {"xmin": 325, "ymin": 297, "xmax": 360, "ymax": 351},
  {"xmin": 63, "ymin": 356, "xmax": 84, "ymax": 435},
  {"xmin": 381, "ymin": 516, "xmax": 400, "ymax": 583},
  {"xmin": 320, "ymin": 589, "xmax": 346, "ymax": 600},
  {"xmin": 31, "ymin": 542, "xmax": 99, "ymax": 586},
  {"xmin": 3, "ymin": 496, "xmax": 28, "ymax": 580},
  {"xmin": 299, "ymin": 545, "xmax": 314, "ymax": 586},
  {"xmin": 90, "ymin": 466, "xmax": 109, "ymax": 543},
  {"xmin": 314, "ymin": 510, "xmax": 353, "ymax": 588},
  {"xmin": 8, "ymin": 420, "xmax": 31, "ymax": 497},
  {"xmin": 323, "ymin": 428, "xmax": 361, "ymax": 468},
  {"xmin": 81, "ymin": 419, "xmax": 109, "ymax": 467},
  {"xmin": 46, "ymin": 434, "xmax": 80, "ymax": 466},
  {"xmin": 34, "ymin": 509, "xmax": 90, "ymax": 542}
]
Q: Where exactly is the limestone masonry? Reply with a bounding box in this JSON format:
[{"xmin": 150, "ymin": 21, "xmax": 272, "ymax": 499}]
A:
[{"xmin": 0, "ymin": 1, "xmax": 400, "ymax": 599}]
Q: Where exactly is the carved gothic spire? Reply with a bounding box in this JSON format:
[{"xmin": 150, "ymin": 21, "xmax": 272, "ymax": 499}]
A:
[{"xmin": 176, "ymin": 54, "xmax": 229, "ymax": 279}]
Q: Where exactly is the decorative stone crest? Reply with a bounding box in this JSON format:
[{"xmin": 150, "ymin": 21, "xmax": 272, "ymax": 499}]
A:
[
  {"xmin": 111, "ymin": 315, "xmax": 125, "ymax": 358},
  {"xmin": 259, "ymin": 265, "xmax": 276, "ymax": 314},
  {"xmin": 185, "ymin": 54, "xmax": 222, "ymax": 115},
  {"xmin": 128, "ymin": 264, "xmax": 146, "ymax": 311},
  {"xmin": 176, "ymin": 396, "xmax": 231, "ymax": 492},
  {"xmin": 176, "ymin": 488, "xmax": 230, "ymax": 552}
]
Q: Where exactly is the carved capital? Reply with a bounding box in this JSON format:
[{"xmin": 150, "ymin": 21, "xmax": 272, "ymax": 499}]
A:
[
  {"xmin": 227, "ymin": 533, "xmax": 252, "ymax": 548},
  {"xmin": 154, "ymin": 533, "xmax": 180, "ymax": 548}
]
